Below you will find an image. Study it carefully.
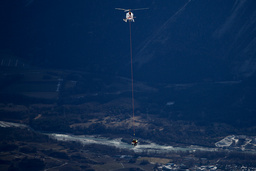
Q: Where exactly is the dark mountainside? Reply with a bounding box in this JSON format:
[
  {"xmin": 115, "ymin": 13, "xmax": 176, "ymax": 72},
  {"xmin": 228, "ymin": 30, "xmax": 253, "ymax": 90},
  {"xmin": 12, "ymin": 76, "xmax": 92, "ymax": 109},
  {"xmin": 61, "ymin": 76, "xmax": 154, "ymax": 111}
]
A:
[
  {"xmin": 133, "ymin": 0, "xmax": 256, "ymax": 83},
  {"xmin": 0, "ymin": 0, "xmax": 255, "ymax": 149},
  {"xmin": 1, "ymin": 0, "xmax": 256, "ymax": 81},
  {"xmin": 1, "ymin": 0, "xmax": 256, "ymax": 170},
  {"xmin": 1, "ymin": 0, "xmax": 255, "ymax": 82}
]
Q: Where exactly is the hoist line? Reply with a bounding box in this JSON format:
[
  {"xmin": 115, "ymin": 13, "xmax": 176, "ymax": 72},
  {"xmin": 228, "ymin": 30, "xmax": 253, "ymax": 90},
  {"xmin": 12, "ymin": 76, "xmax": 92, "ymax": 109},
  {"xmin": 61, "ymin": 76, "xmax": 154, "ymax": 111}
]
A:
[{"xmin": 129, "ymin": 21, "xmax": 135, "ymax": 136}]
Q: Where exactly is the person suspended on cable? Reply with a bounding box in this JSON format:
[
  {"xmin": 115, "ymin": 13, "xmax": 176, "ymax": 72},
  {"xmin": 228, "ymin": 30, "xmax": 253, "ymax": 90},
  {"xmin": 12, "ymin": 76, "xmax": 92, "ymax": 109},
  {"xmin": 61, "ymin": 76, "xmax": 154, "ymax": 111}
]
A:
[{"xmin": 131, "ymin": 139, "xmax": 138, "ymax": 146}]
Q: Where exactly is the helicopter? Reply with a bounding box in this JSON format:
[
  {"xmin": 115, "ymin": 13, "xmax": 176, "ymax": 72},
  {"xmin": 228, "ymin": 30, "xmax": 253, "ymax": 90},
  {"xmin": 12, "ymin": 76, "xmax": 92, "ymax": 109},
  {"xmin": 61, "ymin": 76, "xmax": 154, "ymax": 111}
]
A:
[{"xmin": 115, "ymin": 8, "xmax": 148, "ymax": 22}]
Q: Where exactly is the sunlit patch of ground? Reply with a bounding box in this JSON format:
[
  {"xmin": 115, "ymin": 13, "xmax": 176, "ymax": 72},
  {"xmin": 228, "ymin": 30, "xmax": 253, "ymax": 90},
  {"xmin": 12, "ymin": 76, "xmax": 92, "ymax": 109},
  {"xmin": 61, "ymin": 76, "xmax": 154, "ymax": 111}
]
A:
[{"xmin": 137, "ymin": 157, "xmax": 171, "ymax": 164}]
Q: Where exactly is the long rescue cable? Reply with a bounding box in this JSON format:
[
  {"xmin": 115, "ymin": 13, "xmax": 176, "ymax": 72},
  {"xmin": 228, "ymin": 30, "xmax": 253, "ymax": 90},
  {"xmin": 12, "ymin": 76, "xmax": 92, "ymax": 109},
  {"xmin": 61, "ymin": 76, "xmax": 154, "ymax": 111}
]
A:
[{"xmin": 129, "ymin": 21, "xmax": 135, "ymax": 137}]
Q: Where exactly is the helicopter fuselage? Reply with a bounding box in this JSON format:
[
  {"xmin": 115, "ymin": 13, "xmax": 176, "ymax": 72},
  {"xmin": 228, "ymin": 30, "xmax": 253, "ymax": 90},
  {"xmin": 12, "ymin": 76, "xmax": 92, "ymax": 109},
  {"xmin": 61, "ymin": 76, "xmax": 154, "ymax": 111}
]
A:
[
  {"xmin": 124, "ymin": 12, "xmax": 134, "ymax": 22},
  {"xmin": 116, "ymin": 8, "xmax": 148, "ymax": 22}
]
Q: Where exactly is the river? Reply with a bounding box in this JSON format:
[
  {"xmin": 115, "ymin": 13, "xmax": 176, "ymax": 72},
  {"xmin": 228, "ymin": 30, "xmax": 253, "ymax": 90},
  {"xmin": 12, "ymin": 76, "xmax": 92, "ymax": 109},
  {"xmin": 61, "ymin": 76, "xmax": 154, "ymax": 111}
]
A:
[
  {"xmin": 48, "ymin": 133, "xmax": 218, "ymax": 153},
  {"xmin": 0, "ymin": 120, "xmax": 217, "ymax": 153}
]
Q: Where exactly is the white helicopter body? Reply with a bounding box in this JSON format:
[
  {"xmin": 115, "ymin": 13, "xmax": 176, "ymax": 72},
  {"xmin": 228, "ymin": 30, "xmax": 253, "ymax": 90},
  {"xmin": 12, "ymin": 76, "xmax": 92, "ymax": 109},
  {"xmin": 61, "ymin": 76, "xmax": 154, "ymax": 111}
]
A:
[
  {"xmin": 115, "ymin": 8, "xmax": 148, "ymax": 22},
  {"xmin": 124, "ymin": 12, "xmax": 134, "ymax": 22}
]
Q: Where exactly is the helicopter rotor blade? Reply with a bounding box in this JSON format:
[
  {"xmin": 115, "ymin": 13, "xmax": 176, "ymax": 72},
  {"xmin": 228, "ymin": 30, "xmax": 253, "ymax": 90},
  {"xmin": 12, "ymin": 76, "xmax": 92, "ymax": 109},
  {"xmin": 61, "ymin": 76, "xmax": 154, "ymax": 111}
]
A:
[
  {"xmin": 131, "ymin": 8, "xmax": 149, "ymax": 11},
  {"xmin": 115, "ymin": 8, "xmax": 128, "ymax": 11},
  {"xmin": 115, "ymin": 8, "xmax": 148, "ymax": 12}
]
